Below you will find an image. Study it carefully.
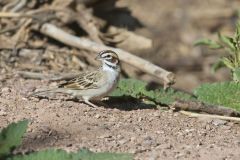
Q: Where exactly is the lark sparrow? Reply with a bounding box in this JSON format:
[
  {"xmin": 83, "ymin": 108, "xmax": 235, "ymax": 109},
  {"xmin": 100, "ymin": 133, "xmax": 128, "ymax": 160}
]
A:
[{"xmin": 31, "ymin": 50, "xmax": 121, "ymax": 107}]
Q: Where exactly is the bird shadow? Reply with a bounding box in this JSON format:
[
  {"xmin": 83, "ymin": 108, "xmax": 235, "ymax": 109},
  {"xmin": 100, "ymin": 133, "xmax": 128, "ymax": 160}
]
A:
[
  {"xmin": 30, "ymin": 94, "xmax": 156, "ymax": 111},
  {"xmin": 99, "ymin": 96, "xmax": 157, "ymax": 111}
]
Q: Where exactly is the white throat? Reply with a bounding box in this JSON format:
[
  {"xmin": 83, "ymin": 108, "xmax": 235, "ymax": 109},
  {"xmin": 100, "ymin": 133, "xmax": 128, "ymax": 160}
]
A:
[
  {"xmin": 102, "ymin": 60, "xmax": 119, "ymax": 72},
  {"xmin": 102, "ymin": 62, "xmax": 118, "ymax": 72}
]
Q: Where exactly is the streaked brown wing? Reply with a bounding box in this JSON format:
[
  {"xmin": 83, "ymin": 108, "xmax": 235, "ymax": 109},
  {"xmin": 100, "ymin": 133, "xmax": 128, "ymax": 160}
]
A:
[{"xmin": 58, "ymin": 71, "xmax": 101, "ymax": 90}]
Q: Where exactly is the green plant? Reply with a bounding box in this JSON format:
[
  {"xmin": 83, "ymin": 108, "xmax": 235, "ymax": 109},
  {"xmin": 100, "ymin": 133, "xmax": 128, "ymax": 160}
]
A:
[
  {"xmin": 0, "ymin": 120, "xmax": 28, "ymax": 157},
  {"xmin": 195, "ymin": 21, "xmax": 240, "ymax": 82},
  {"xmin": 194, "ymin": 81, "xmax": 240, "ymax": 111},
  {"xmin": 111, "ymin": 79, "xmax": 194, "ymax": 105},
  {"xmin": 9, "ymin": 149, "xmax": 132, "ymax": 160},
  {"xmin": 0, "ymin": 121, "xmax": 133, "ymax": 160},
  {"xmin": 111, "ymin": 79, "xmax": 240, "ymax": 113}
]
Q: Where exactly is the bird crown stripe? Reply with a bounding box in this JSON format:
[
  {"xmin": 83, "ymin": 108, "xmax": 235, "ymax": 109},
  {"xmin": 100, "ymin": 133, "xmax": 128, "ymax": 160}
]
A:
[{"xmin": 99, "ymin": 50, "xmax": 118, "ymax": 58}]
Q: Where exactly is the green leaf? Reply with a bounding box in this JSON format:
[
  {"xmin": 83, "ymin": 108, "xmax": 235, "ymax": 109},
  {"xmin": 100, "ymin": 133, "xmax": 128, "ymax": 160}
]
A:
[
  {"xmin": 9, "ymin": 149, "xmax": 71, "ymax": 160},
  {"xmin": 211, "ymin": 59, "xmax": 226, "ymax": 73},
  {"xmin": 218, "ymin": 32, "xmax": 236, "ymax": 51},
  {"xmin": 0, "ymin": 120, "xmax": 28, "ymax": 157},
  {"xmin": 111, "ymin": 79, "xmax": 148, "ymax": 98},
  {"xmin": 233, "ymin": 67, "xmax": 240, "ymax": 82},
  {"xmin": 9, "ymin": 149, "xmax": 133, "ymax": 160},
  {"xmin": 194, "ymin": 39, "xmax": 222, "ymax": 49},
  {"xmin": 148, "ymin": 87, "xmax": 194, "ymax": 105},
  {"xmin": 194, "ymin": 82, "xmax": 240, "ymax": 111},
  {"xmin": 111, "ymin": 79, "xmax": 194, "ymax": 105},
  {"xmin": 221, "ymin": 57, "xmax": 235, "ymax": 70},
  {"xmin": 72, "ymin": 149, "xmax": 133, "ymax": 160},
  {"xmin": 236, "ymin": 21, "xmax": 240, "ymax": 38}
]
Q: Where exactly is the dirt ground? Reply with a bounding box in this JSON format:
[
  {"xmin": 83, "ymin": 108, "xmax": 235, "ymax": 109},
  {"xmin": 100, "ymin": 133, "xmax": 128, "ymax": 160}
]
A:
[
  {"xmin": 1, "ymin": 0, "xmax": 240, "ymax": 160},
  {"xmin": 1, "ymin": 77, "xmax": 240, "ymax": 160}
]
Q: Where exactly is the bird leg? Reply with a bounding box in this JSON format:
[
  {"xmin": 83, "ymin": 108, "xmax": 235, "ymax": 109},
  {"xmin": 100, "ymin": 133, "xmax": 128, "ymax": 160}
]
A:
[{"xmin": 83, "ymin": 99, "xmax": 99, "ymax": 108}]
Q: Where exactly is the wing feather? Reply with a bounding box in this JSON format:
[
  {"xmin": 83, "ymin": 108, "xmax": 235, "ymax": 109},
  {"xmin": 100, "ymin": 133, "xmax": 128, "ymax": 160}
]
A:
[{"xmin": 58, "ymin": 71, "xmax": 102, "ymax": 90}]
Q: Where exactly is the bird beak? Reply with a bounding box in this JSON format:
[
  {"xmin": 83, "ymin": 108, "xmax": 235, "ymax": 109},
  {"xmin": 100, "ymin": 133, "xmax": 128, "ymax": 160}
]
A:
[{"xmin": 95, "ymin": 54, "xmax": 101, "ymax": 60}]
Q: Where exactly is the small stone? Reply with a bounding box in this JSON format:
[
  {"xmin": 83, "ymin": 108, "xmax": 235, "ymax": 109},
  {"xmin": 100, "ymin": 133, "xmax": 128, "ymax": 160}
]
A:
[
  {"xmin": 22, "ymin": 97, "xmax": 28, "ymax": 101},
  {"xmin": 212, "ymin": 119, "xmax": 227, "ymax": 126},
  {"xmin": 153, "ymin": 112, "xmax": 160, "ymax": 117},
  {"xmin": 66, "ymin": 143, "xmax": 72, "ymax": 147},
  {"xmin": 174, "ymin": 152, "xmax": 184, "ymax": 159},
  {"xmin": 235, "ymin": 140, "xmax": 240, "ymax": 146},
  {"xmin": 130, "ymin": 136, "xmax": 136, "ymax": 142},
  {"xmin": 221, "ymin": 125, "xmax": 232, "ymax": 130},
  {"xmin": 144, "ymin": 136, "xmax": 152, "ymax": 141},
  {"xmin": 109, "ymin": 117, "xmax": 116, "ymax": 122},
  {"xmin": 129, "ymin": 149, "xmax": 137, "ymax": 154},
  {"xmin": 205, "ymin": 124, "xmax": 211, "ymax": 130},
  {"xmin": 164, "ymin": 144, "xmax": 173, "ymax": 149},
  {"xmin": 117, "ymin": 134, "xmax": 124, "ymax": 139},
  {"xmin": 138, "ymin": 117, "xmax": 143, "ymax": 122},
  {"xmin": 119, "ymin": 138, "xmax": 129, "ymax": 145},
  {"xmin": 2, "ymin": 87, "xmax": 10, "ymax": 93},
  {"xmin": 95, "ymin": 114, "xmax": 101, "ymax": 119},
  {"xmin": 98, "ymin": 134, "xmax": 111, "ymax": 139},
  {"xmin": 0, "ymin": 110, "xmax": 7, "ymax": 116},
  {"xmin": 173, "ymin": 112, "xmax": 179, "ymax": 117},
  {"xmin": 185, "ymin": 128, "xmax": 195, "ymax": 133}
]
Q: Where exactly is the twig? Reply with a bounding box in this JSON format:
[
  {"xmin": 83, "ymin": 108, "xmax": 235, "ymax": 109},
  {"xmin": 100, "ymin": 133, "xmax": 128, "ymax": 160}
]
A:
[
  {"xmin": 10, "ymin": 0, "xmax": 27, "ymax": 12},
  {"xmin": 0, "ymin": 12, "xmax": 23, "ymax": 18},
  {"xmin": 104, "ymin": 26, "xmax": 153, "ymax": 51},
  {"xmin": 38, "ymin": 23, "xmax": 175, "ymax": 87},
  {"xmin": 12, "ymin": 18, "xmax": 32, "ymax": 48},
  {"xmin": 180, "ymin": 110, "xmax": 240, "ymax": 122},
  {"xmin": 76, "ymin": 4, "xmax": 103, "ymax": 44},
  {"xmin": 172, "ymin": 100, "xmax": 240, "ymax": 117},
  {"xmin": 18, "ymin": 71, "xmax": 78, "ymax": 81},
  {"xmin": 0, "ymin": 7, "xmax": 59, "ymax": 19}
]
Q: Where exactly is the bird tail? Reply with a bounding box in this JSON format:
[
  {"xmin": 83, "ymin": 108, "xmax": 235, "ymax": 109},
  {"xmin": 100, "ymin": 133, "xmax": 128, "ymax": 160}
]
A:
[{"xmin": 28, "ymin": 88, "xmax": 64, "ymax": 98}]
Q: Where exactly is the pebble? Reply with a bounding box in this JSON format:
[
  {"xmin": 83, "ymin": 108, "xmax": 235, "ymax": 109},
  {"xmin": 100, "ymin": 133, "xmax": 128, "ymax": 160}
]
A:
[
  {"xmin": 98, "ymin": 134, "xmax": 111, "ymax": 139},
  {"xmin": 109, "ymin": 117, "xmax": 116, "ymax": 122},
  {"xmin": 235, "ymin": 140, "xmax": 240, "ymax": 146},
  {"xmin": 21, "ymin": 97, "xmax": 28, "ymax": 101},
  {"xmin": 220, "ymin": 125, "xmax": 232, "ymax": 130},
  {"xmin": 129, "ymin": 148, "xmax": 137, "ymax": 154},
  {"xmin": 153, "ymin": 112, "xmax": 160, "ymax": 118},
  {"xmin": 130, "ymin": 136, "xmax": 136, "ymax": 142},
  {"xmin": 0, "ymin": 110, "xmax": 7, "ymax": 116},
  {"xmin": 174, "ymin": 152, "xmax": 184, "ymax": 159},
  {"xmin": 211, "ymin": 119, "xmax": 227, "ymax": 126},
  {"xmin": 205, "ymin": 124, "xmax": 211, "ymax": 130},
  {"xmin": 138, "ymin": 117, "xmax": 143, "ymax": 122},
  {"xmin": 95, "ymin": 114, "xmax": 101, "ymax": 119},
  {"xmin": 163, "ymin": 143, "xmax": 173, "ymax": 149},
  {"xmin": 117, "ymin": 134, "xmax": 124, "ymax": 139},
  {"xmin": 146, "ymin": 151, "xmax": 160, "ymax": 160},
  {"xmin": 1, "ymin": 87, "xmax": 10, "ymax": 93},
  {"xmin": 185, "ymin": 128, "xmax": 195, "ymax": 133},
  {"xmin": 119, "ymin": 138, "xmax": 129, "ymax": 145}
]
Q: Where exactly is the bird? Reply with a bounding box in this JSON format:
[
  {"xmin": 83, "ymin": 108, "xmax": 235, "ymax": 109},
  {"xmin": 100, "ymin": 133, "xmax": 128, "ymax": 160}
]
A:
[{"xmin": 30, "ymin": 50, "xmax": 121, "ymax": 107}]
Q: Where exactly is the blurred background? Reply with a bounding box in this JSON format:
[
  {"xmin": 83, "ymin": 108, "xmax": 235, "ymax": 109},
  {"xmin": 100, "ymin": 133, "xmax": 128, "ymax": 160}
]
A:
[{"xmin": 0, "ymin": 0, "xmax": 239, "ymax": 92}]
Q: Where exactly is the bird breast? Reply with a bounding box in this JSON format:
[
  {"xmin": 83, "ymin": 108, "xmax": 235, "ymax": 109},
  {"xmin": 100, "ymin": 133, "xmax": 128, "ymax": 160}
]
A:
[{"xmin": 92, "ymin": 70, "xmax": 119, "ymax": 100}]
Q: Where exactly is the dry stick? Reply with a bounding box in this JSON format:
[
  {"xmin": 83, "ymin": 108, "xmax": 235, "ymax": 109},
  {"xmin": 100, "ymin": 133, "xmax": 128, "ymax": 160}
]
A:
[
  {"xmin": 0, "ymin": 12, "xmax": 22, "ymax": 17},
  {"xmin": 76, "ymin": 4, "xmax": 104, "ymax": 44},
  {"xmin": 10, "ymin": 0, "xmax": 27, "ymax": 12},
  {"xmin": 172, "ymin": 100, "xmax": 240, "ymax": 117},
  {"xmin": 18, "ymin": 71, "xmax": 78, "ymax": 81},
  {"xmin": 38, "ymin": 23, "xmax": 175, "ymax": 86},
  {"xmin": 180, "ymin": 110, "xmax": 240, "ymax": 122},
  {"xmin": 18, "ymin": 71, "xmax": 52, "ymax": 80}
]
